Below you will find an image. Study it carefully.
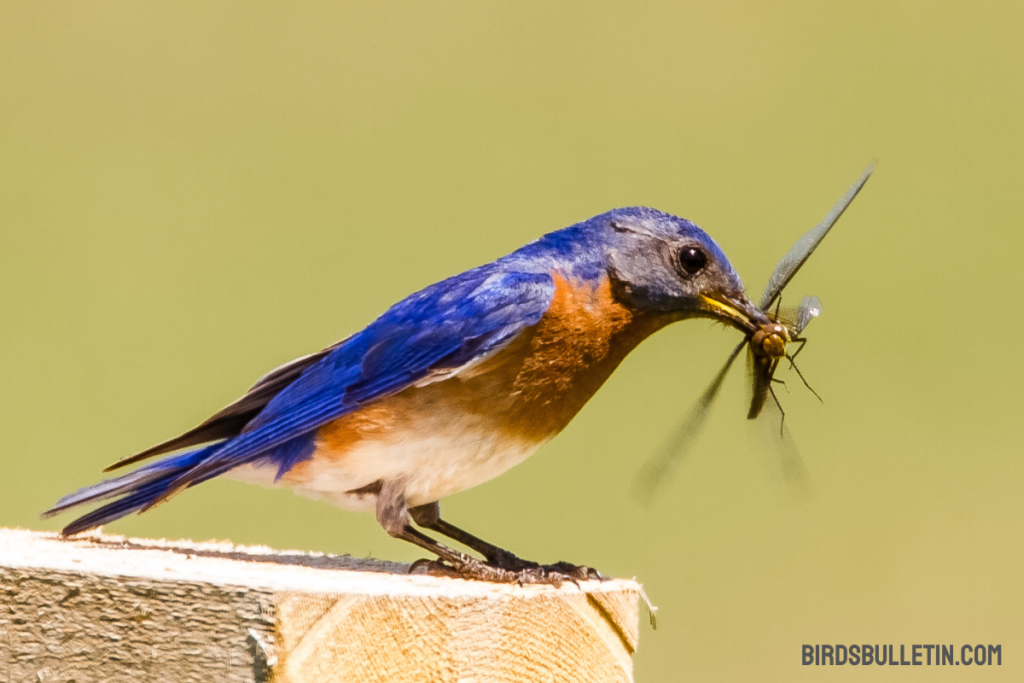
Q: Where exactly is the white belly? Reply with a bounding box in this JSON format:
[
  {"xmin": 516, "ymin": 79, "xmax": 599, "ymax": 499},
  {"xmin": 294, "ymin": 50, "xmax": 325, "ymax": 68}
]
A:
[{"xmin": 226, "ymin": 416, "xmax": 545, "ymax": 512}]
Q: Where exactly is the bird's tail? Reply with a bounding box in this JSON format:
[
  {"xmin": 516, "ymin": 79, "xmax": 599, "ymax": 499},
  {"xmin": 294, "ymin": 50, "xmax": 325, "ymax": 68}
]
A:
[{"xmin": 41, "ymin": 444, "xmax": 221, "ymax": 536}]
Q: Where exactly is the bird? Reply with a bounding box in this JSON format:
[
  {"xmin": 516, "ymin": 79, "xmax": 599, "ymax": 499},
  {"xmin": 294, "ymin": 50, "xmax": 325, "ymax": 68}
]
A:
[{"xmin": 44, "ymin": 206, "xmax": 775, "ymax": 583}]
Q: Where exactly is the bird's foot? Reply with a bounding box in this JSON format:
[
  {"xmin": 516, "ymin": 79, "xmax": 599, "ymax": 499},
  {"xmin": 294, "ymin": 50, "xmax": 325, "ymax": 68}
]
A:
[
  {"xmin": 485, "ymin": 547, "xmax": 541, "ymax": 573},
  {"xmin": 535, "ymin": 561, "xmax": 603, "ymax": 582},
  {"xmin": 506, "ymin": 562, "xmax": 603, "ymax": 587},
  {"xmin": 487, "ymin": 548, "xmax": 603, "ymax": 583},
  {"xmin": 411, "ymin": 554, "xmax": 603, "ymax": 586},
  {"xmin": 410, "ymin": 556, "xmax": 521, "ymax": 583}
]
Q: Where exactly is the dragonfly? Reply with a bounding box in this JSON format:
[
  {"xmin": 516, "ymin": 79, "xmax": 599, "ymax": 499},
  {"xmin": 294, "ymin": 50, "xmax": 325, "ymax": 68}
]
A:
[{"xmin": 636, "ymin": 163, "xmax": 875, "ymax": 497}]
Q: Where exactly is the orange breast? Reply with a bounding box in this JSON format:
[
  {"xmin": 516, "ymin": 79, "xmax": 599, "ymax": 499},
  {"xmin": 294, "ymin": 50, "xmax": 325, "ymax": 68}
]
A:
[{"xmin": 473, "ymin": 273, "xmax": 674, "ymax": 441}]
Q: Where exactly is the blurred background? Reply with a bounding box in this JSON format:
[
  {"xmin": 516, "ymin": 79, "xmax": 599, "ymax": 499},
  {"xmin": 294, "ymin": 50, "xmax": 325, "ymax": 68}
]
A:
[{"xmin": 3, "ymin": 2, "xmax": 1022, "ymax": 680}]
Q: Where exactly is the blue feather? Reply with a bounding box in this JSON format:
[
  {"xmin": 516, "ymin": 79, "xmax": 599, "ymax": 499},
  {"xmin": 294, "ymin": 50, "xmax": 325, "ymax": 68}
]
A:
[{"xmin": 42, "ymin": 445, "xmax": 220, "ymax": 534}]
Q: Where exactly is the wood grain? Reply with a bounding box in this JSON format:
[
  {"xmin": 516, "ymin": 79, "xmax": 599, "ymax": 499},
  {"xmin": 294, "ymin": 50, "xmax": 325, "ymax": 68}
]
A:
[{"xmin": 0, "ymin": 528, "xmax": 643, "ymax": 682}]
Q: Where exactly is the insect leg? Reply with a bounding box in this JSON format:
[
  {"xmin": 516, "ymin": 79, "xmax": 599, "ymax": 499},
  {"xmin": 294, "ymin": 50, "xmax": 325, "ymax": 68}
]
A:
[
  {"xmin": 787, "ymin": 337, "xmax": 808, "ymax": 365},
  {"xmin": 785, "ymin": 353, "xmax": 823, "ymax": 403},
  {"xmin": 768, "ymin": 383, "xmax": 787, "ymax": 438}
]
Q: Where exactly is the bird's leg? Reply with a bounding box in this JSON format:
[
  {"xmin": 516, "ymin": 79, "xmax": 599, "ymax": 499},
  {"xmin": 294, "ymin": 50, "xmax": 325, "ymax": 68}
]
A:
[
  {"xmin": 408, "ymin": 502, "xmax": 537, "ymax": 571},
  {"xmin": 408, "ymin": 501, "xmax": 602, "ymax": 582},
  {"xmin": 375, "ymin": 481, "xmax": 514, "ymax": 582}
]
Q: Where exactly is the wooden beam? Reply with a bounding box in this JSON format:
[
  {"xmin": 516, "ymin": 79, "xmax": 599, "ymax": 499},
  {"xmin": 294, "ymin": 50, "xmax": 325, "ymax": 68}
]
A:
[{"xmin": 0, "ymin": 528, "xmax": 644, "ymax": 682}]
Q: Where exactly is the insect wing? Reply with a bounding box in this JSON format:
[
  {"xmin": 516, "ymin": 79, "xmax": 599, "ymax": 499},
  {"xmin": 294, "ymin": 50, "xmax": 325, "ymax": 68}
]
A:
[
  {"xmin": 794, "ymin": 295, "xmax": 823, "ymax": 334},
  {"xmin": 759, "ymin": 163, "xmax": 875, "ymax": 311},
  {"xmin": 755, "ymin": 391, "xmax": 813, "ymax": 493},
  {"xmin": 634, "ymin": 339, "xmax": 746, "ymax": 500}
]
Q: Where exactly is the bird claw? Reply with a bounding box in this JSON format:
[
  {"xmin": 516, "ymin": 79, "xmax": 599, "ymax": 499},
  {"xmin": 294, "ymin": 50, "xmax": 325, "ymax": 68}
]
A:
[
  {"xmin": 410, "ymin": 555, "xmax": 602, "ymax": 586},
  {"xmin": 536, "ymin": 561, "xmax": 604, "ymax": 582},
  {"xmin": 411, "ymin": 557, "xmax": 518, "ymax": 582},
  {"xmin": 489, "ymin": 548, "xmax": 602, "ymax": 579},
  {"xmin": 490, "ymin": 549, "xmax": 603, "ymax": 584}
]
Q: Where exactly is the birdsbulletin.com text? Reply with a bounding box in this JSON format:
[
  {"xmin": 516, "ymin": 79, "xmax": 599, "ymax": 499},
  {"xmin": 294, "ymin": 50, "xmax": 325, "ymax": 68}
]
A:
[{"xmin": 802, "ymin": 644, "xmax": 1001, "ymax": 666}]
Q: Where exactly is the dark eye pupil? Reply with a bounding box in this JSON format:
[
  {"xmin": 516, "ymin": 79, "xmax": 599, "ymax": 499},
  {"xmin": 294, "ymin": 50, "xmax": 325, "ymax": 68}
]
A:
[{"xmin": 679, "ymin": 247, "xmax": 707, "ymax": 275}]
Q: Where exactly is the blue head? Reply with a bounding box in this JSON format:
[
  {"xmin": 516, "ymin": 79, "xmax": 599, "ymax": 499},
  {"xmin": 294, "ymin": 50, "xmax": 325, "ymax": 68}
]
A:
[{"xmin": 509, "ymin": 206, "xmax": 771, "ymax": 333}]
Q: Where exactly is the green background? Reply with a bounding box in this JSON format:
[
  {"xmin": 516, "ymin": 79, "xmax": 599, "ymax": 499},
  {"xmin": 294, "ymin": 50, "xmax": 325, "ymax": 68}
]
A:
[{"xmin": 3, "ymin": 2, "xmax": 1022, "ymax": 680}]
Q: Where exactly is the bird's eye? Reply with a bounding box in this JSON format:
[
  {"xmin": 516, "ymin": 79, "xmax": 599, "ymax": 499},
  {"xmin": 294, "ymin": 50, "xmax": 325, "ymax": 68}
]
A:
[{"xmin": 677, "ymin": 247, "xmax": 707, "ymax": 275}]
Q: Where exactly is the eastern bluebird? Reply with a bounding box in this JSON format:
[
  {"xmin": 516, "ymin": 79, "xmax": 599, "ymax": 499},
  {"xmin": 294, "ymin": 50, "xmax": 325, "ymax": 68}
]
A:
[{"xmin": 45, "ymin": 207, "xmax": 776, "ymax": 583}]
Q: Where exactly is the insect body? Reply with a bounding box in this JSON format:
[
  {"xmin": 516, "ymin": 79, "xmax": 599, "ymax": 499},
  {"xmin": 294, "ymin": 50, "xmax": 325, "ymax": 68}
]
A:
[
  {"xmin": 751, "ymin": 321, "xmax": 791, "ymax": 360},
  {"xmin": 747, "ymin": 320, "xmax": 792, "ymax": 418}
]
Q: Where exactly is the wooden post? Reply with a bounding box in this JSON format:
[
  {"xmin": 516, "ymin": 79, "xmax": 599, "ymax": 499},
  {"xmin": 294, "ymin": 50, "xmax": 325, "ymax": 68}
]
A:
[{"xmin": 0, "ymin": 528, "xmax": 643, "ymax": 682}]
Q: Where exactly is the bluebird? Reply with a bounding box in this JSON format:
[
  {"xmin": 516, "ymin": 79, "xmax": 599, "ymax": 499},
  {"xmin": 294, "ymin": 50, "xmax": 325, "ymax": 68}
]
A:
[{"xmin": 44, "ymin": 207, "xmax": 775, "ymax": 583}]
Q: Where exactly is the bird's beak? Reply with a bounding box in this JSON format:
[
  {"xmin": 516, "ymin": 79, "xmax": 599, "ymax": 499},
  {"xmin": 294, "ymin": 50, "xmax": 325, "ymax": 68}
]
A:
[{"xmin": 698, "ymin": 292, "xmax": 771, "ymax": 336}]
